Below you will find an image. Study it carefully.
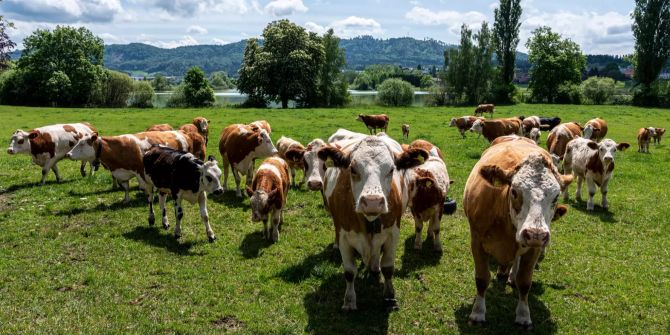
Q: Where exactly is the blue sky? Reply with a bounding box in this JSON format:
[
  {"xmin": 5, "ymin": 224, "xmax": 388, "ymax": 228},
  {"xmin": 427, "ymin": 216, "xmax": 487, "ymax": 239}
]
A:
[{"xmin": 2, "ymin": 0, "xmax": 636, "ymax": 54}]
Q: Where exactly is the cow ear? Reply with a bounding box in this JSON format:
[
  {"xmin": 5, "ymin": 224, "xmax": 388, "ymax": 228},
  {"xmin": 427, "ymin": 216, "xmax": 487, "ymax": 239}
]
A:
[
  {"xmin": 553, "ymin": 205, "xmax": 569, "ymax": 221},
  {"xmin": 245, "ymin": 186, "xmax": 254, "ymax": 198},
  {"xmin": 207, "ymin": 155, "xmax": 216, "ymax": 162},
  {"xmin": 88, "ymin": 134, "xmax": 98, "ymax": 144},
  {"xmin": 317, "ymin": 146, "xmax": 350, "ymax": 168},
  {"xmin": 285, "ymin": 148, "xmax": 305, "ymax": 162},
  {"xmin": 479, "ymin": 165, "xmax": 514, "ymax": 187},
  {"xmin": 617, "ymin": 142, "xmax": 630, "ymax": 151},
  {"xmin": 395, "ymin": 148, "xmax": 429, "ymax": 170},
  {"xmin": 587, "ymin": 141, "xmax": 598, "ymax": 150},
  {"xmin": 28, "ymin": 132, "xmax": 38, "ymax": 140}
]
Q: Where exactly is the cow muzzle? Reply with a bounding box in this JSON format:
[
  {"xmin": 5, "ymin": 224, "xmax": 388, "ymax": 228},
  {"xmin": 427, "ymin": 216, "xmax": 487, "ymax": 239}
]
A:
[
  {"xmin": 65, "ymin": 152, "xmax": 73, "ymax": 159},
  {"xmin": 212, "ymin": 188, "xmax": 224, "ymax": 195},
  {"xmin": 359, "ymin": 194, "xmax": 386, "ymax": 216},
  {"xmin": 520, "ymin": 228, "xmax": 550, "ymax": 248},
  {"xmin": 7, "ymin": 148, "xmax": 14, "ymax": 155},
  {"xmin": 307, "ymin": 180, "xmax": 322, "ymax": 190}
]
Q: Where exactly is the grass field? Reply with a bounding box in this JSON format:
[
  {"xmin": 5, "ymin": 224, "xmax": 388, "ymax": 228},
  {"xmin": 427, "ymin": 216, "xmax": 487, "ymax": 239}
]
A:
[{"xmin": 0, "ymin": 105, "xmax": 669, "ymax": 334}]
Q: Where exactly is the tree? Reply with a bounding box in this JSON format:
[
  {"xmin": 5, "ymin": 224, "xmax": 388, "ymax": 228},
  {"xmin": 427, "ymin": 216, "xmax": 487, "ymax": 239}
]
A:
[
  {"xmin": 182, "ymin": 66, "xmax": 215, "ymax": 107},
  {"xmin": 632, "ymin": 0, "xmax": 670, "ymax": 106},
  {"xmin": 129, "ymin": 81, "xmax": 154, "ymax": 108},
  {"xmin": 152, "ymin": 74, "xmax": 171, "ymax": 91},
  {"xmin": 444, "ymin": 23, "xmax": 494, "ymax": 104},
  {"xmin": 377, "ymin": 78, "xmax": 414, "ymax": 107},
  {"xmin": 526, "ymin": 26, "xmax": 586, "ymax": 103},
  {"xmin": 314, "ymin": 29, "xmax": 350, "ymax": 107},
  {"xmin": 444, "ymin": 24, "xmax": 474, "ymax": 103},
  {"xmin": 471, "ymin": 22, "xmax": 495, "ymax": 104},
  {"xmin": 581, "ymin": 77, "xmax": 616, "ymax": 104},
  {"xmin": 237, "ymin": 38, "xmax": 268, "ymax": 107},
  {"xmin": 493, "ymin": 0, "xmax": 522, "ymax": 103},
  {"xmin": 0, "ymin": 2, "xmax": 16, "ymax": 71},
  {"xmin": 209, "ymin": 71, "xmax": 234, "ymax": 89},
  {"xmin": 100, "ymin": 70, "xmax": 134, "ymax": 107}
]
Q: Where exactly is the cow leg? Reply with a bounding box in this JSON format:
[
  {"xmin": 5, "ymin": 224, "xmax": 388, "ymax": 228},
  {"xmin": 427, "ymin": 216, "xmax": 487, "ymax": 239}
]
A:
[
  {"xmin": 146, "ymin": 185, "xmax": 155, "ymax": 226},
  {"xmin": 221, "ymin": 157, "xmax": 230, "ymax": 193},
  {"xmin": 246, "ymin": 164, "xmax": 254, "ymax": 188},
  {"xmin": 173, "ymin": 197, "xmax": 184, "ymax": 239},
  {"xmin": 121, "ymin": 180, "xmax": 130, "ymax": 203},
  {"xmin": 460, "ymin": 128, "xmax": 466, "ymax": 139},
  {"xmin": 515, "ymin": 248, "xmax": 542, "ymax": 329},
  {"xmin": 340, "ymin": 239, "xmax": 358, "ymax": 311},
  {"xmin": 469, "ymin": 241, "xmax": 489, "ymax": 324},
  {"xmin": 51, "ymin": 163, "xmax": 61, "ymax": 183},
  {"xmin": 586, "ymin": 176, "xmax": 596, "ymax": 211},
  {"xmin": 413, "ymin": 215, "xmax": 423, "ymax": 250},
  {"xmin": 198, "ymin": 192, "xmax": 216, "ymax": 243},
  {"xmin": 270, "ymin": 209, "xmax": 280, "ymax": 243},
  {"xmin": 381, "ymin": 228, "xmax": 400, "ymax": 310},
  {"xmin": 429, "ymin": 210, "xmax": 442, "ymax": 252},
  {"xmin": 231, "ymin": 167, "xmax": 243, "ymax": 198},
  {"xmin": 80, "ymin": 161, "xmax": 87, "ymax": 177},
  {"xmin": 601, "ymin": 178, "xmax": 610, "ymax": 210},
  {"xmin": 159, "ymin": 192, "xmax": 169, "ymax": 229},
  {"xmin": 575, "ymin": 175, "xmax": 584, "ymax": 202},
  {"xmin": 507, "ymin": 256, "xmax": 520, "ymax": 288},
  {"xmin": 290, "ymin": 167, "xmax": 296, "ymax": 187}
]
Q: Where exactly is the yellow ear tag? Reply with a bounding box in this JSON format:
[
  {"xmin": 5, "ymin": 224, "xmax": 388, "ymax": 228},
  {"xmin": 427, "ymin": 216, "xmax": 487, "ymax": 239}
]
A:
[
  {"xmin": 325, "ymin": 158, "xmax": 334, "ymax": 168},
  {"xmin": 425, "ymin": 181, "xmax": 432, "ymax": 188},
  {"xmin": 417, "ymin": 155, "xmax": 424, "ymax": 164}
]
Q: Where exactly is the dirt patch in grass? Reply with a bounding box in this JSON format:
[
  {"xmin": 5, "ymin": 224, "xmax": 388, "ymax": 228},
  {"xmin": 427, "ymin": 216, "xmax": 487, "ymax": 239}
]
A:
[
  {"xmin": 0, "ymin": 194, "xmax": 14, "ymax": 212},
  {"xmin": 212, "ymin": 316, "xmax": 245, "ymax": 331}
]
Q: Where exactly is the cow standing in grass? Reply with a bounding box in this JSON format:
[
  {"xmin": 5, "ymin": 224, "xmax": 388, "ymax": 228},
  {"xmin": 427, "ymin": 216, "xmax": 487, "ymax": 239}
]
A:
[
  {"xmin": 637, "ymin": 127, "xmax": 656, "ymax": 153},
  {"xmin": 277, "ymin": 136, "xmax": 306, "ymax": 188},
  {"xmin": 474, "ymin": 104, "xmax": 495, "ymax": 117},
  {"xmin": 179, "ymin": 117, "xmax": 210, "ymax": 145},
  {"xmin": 246, "ymin": 157, "xmax": 290, "ymax": 243},
  {"xmin": 652, "ymin": 127, "xmax": 665, "ymax": 145},
  {"xmin": 450, "ymin": 116, "xmax": 484, "ymax": 139},
  {"xmin": 356, "ymin": 114, "xmax": 389, "ymax": 134},
  {"xmin": 470, "ymin": 118, "xmax": 523, "ymax": 143},
  {"xmin": 401, "ymin": 124, "xmax": 410, "ymax": 140},
  {"xmin": 584, "ymin": 118, "xmax": 608, "ymax": 142},
  {"xmin": 546, "ymin": 122, "xmax": 583, "ymax": 161}
]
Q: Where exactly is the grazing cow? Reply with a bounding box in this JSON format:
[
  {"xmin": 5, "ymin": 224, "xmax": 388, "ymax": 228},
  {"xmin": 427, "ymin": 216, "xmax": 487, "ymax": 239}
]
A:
[
  {"xmin": 563, "ymin": 138, "xmax": 629, "ymax": 211},
  {"xmin": 401, "ymin": 124, "xmax": 410, "ymax": 140},
  {"xmin": 652, "ymin": 127, "xmax": 665, "ymax": 145},
  {"xmin": 637, "ymin": 127, "xmax": 656, "ymax": 153},
  {"xmin": 470, "ymin": 118, "xmax": 523, "ymax": 143},
  {"xmin": 143, "ymin": 146, "xmax": 223, "ymax": 242},
  {"xmin": 7, "ymin": 123, "xmax": 98, "ymax": 185},
  {"xmin": 218, "ymin": 124, "xmax": 278, "ymax": 197},
  {"xmin": 546, "ymin": 122, "xmax": 583, "ymax": 161},
  {"xmin": 449, "ymin": 116, "xmax": 484, "ymax": 139},
  {"xmin": 66, "ymin": 131, "xmax": 191, "ymax": 202},
  {"xmin": 474, "ymin": 104, "xmax": 495, "ymax": 117},
  {"xmin": 179, "ymin": 116, "xmax": 210, "ymax": 144},
  {"xmin": 318, "ymin": 136, "xmax": 429, "ymax": 310},
  {"xmin": 245, "ymin": 157, "xmax": 290, "ymax": 242},
  {"xmin": 584, "ymin": 118, "xmax": 608, "ymax": 142},
  {"xmin": 356, "ymin": 114, "xmax": 389, "ymax": 134},
  {"xmin": 277, "ymin": 136, "xmax": 306, "ymax": 187},
  {"xmin": 146, "ymin": 124, "xmax": 173, "ymax": 132},
  {"xmin": 490, "ymin": 135, "xmax": 538, "ymax": 147},
  {"xmin": 521, "ymin": 116, "xmax": 541, "ymax": 136},
  {"xmin": 463, "ymin": 140, "xmax": 573, "ymax": 328},
  {"xmin": 539, "ymin": 117, "xmax": 561, "ymax": 130},
  {"xmin": 249, "ymin": 120, "xmax": 272, "ymax": 134}
]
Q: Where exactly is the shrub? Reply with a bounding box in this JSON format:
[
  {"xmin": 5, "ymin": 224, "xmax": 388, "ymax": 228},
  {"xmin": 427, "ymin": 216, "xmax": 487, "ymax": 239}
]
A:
[
  {"xmin": 581, "ymin": 77, "xmax": 616, "ymax": 104},
  {"xmin": 611, "ymin": 94, "xmax": 633, "ymax": 105},
  {"xmin": 377, "ymin": 78, "xmax": 414, "ymax": 107},
  {"xmin": 45, "ymin": 71, "xmax": 72, "ymax": 105},
  {"xmin": 425, "ymin": 86, "xmax": 448, "ymax": 106},
  {"xmin": 100, "ymin": 70, "xmax": 134, "ymax": 107},
  {"xmin": 182, "ymin": 67, "xmax": 215, "ymax": 107},
  {"xmin": 166, "ymin": 85, "xmax": 187, "ymax": 107},
  {"xmin": 129, "ymin": 81, "xmax": 154, "ymax": 108},
  {"xmin": 556, "ymin": 83, "xmax": 583, "ymax": 104}
]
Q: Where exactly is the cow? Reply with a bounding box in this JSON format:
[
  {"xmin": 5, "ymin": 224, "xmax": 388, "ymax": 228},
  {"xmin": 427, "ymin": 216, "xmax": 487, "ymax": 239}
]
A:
[
  {"xmin": 356, "ymin": 114, "xmax": 389, "ymax": 134},
  {"xmin": 529, "ymin": 128, "xmax": 541, "ymax": 144},
  {"xmin": 637, "ymin": 127, "xmax": 656, "ymax": 153},
  {"xmin": 178, "ymin": 130, "xmax": 207, "ymax": 161},
  {"xmin": 490, "ymin": 135, "xmax": 538, "ymax": 147},
  {"xmin": 143, "ymin": 146, "xmax": 223, "ymax": 242},
  {"xmin": 401, "ymin": 124, "xmax": 410, "ymax": 140},
  {"xmin": 249, "ymin": 120, "xmax": 272, "ymax": 134},
  {"xmin": 521, "ymin": 116, "xmax": 541, "ymax": 136},
  {"xmin": 179, "ymin": 116, "xmax": 210, "ymax": 145},
  {"xmin": 245, "ymin": 157, "xmax": 290, "ymax": 242},
  {"xmin": 218, "ymin": 124, "xmax": 278, "ymax": 197},
  {"xmin": 563, "ymin": 138, "xmax": 630, "ymax": 211},
  {"xmin": 66, "ymin": 131, "xmax": 192, "ymax": 203},
  {"xmin": 7, "ymin": 123, "xmax": 98, "ymax": 185},
  {"xmin": 474, "ymin": 104, "xmax": 495, "ymax": 117},
  {"xmin": 546, "ymin": 122, "xmax": 583, "ymax": 161},
  {"xmin": 463, "ymin": 140, "xmax": 573, "ymax": 328},
  {"xmin": 584, "ymin": 118, "xmax": 608, "ymax": 142},
  {"xmin": 539, "ymin": 117, "xmax": 561, "ymax": 131},
  {"xmin": 402, "ymin": 139, "xmax": 444, "ymax": 160},
  {"xmin": 652, "ymin": 127, "xmax": 665, "ymax": 145},
  {"xmin": 277, "ymin": 136, "xmax": 306, "ymax": 187},
  {"xmin": 449, "ymin": 116, "xmax": 484, "ymax": 139},
  {"xmin": 470, "ymin": 118, "xmax": 523, "ymax": 143},
  {"xmin": 146, "ymin": 124, "xmax": 174, "ymax": 132},
  {"xmin": 317, "ymin": 136, "xmax": 429, "ymax": 310},
  {"xmin": 328, "ymin": 128, "xmax": 366, "ymax": 144}
]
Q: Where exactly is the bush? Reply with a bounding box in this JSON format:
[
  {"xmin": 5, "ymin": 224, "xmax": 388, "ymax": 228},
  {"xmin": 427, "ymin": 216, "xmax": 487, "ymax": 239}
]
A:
[
  {"xmin": 45, "ymin": 71, "xmax": 72, "ymax": 105},
  {"xmin": 129, "ymin": 81, "xmax": 154, "ymax": 108},
  {"xmin": 166, "ymin": 85, "xmax": 187, "ymax": 107},
  {"xmin": 425, "ymin": 86, "xmax": 448, "ymax": 106},
  {"xmin": 611, "ymin": 94, "xmax": 633, "ymax": 105},
  {"xmin": 556, "ymin": 83, "xmax": 583, "ymax": 104},
  {"xmin": 182, "ymin": 67, "xmax": 215, "ymax": 107},
  {"xmin": 100, "ymin": 70, "xmax": 134, "ymax": 107},
  {"xmin": 377, "ymin": 78, "xmax": 414, "ymax": 107},
  {"xmin": 581, "ymin": 77, "xmax": 616, "ymax": 104}
]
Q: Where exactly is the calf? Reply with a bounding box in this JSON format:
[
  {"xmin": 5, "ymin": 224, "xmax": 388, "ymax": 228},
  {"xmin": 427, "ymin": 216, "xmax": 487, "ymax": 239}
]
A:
[
  {"xmin": 318, "ymin": 136, "xmax": 428, "ymax": 310},
  {"xmin": 179, "ymin": 116, "xmax": 210, "ymax": 145},
  {"xmin": 652, "ymin": 127, "xmax": 665, "ymax": 145},
  {"xmin": 143, "ymin": 146, "xmax": 223, "ymax": 242},
  {"xmin": 563, "ymin": 138, "xmax": 630, "ymax": 211},
  {"xmin": 584, "ymin": 118, "xmax": 608, "ymax": 142},
  {"xmin": 401, "ymin": 124, "xmax": 410, "ymax": 140},
  {"xmin": 249, "ymin": 120, "xmax": 272, "ymax": 134},
  {"xmin": 146, "ymin": 124, "xmax": 173, "ymax": 132},
  {"xmin": 356, "ymin": 114, "xmax": 389, "ymax": 134},
  {"xmin": 218, "ymin": 124, "xmax": 278, "ymax": 197},
  {"xmin": 246, "ymin": 157, "xmax": 290, "ymax": 242},
  {"xmin": 470, "ymin": 118, "xmax": 523, "ymax": 143},
  {"xmin": 277, "ymin": 136, "xmax": 306, "ymax": 187},
  {"xmin": 539, "ymin": 117, "xmax": 561, "ymax": 130},
  {"xmin": 474, "ymin": 104, "xmax": 495, "ymax": 117},
  {"xmin": 7, "ymin": 123, "xmax": 98, "ymax": 185},
  {"xmin": 449, "ymin": 116, "xmax": 484, "ymax": 139},
  {"xmin": 546, "ymin": 122, "xmax": 583, "ymax": 161},
  {"xmin": 521, "ymin": 116, "xmax": 541, "ymax": 136},
  {"xmin": 637, "ymin": 127, "xmax": 656, "ymax": 153},
  {"xmin": 463, "ymin": 140, "xmax": 572, "ymax": 328}
]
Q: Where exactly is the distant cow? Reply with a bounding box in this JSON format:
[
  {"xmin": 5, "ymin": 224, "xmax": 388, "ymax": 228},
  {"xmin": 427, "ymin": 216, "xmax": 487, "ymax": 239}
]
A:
[
  {"xmin": 318, "ymin": 136, "xmax": 428, "ymax": 310},
  {"xmin": 652, "ymin": 127, "xmax": 665, "ymax": 145},
  {"xmin": 277, "ymin": 136, "xmax": 306, "ymax": 187},
  {"xmin": 546, "ymin": 122, "xmax": 583, "ymax": 161},
  {"xmin": 246, "ymin": 157, "xmax": 290, "ymax": 242},
  {"xmin": 563, "ymin": 138, "xmax": 629, "ymax": 211},
  {"xmin": 637, "ymin": 127, "xmax": 656, "ymax": 153},
  {"xmin": 179, "ymin": 117, "xmax": 210, "ymax": 144},
  {"xmin": 7, "ymin": 123, "xmax": 98, "ymax": 185},
  {"xmin": 249, "ymin": 120, "xmax": 272, "ymax": 134},
  {"xmin": 143, "ymin": 146, "xmax": 223, "ymax": 242},
  {"xmin": 474, "ymin": 104, "xmax": 495, "ymax": 117},
  {"xmin": 584, "ymin": 118, "xmax": 608, "ymax": 142},
  {"xmin": 470, "ymin": 118, "xmax": 523, "ymax": 143},
  {"xmin": 401, "ymin": 124, "xmax": 410, "ymax": 140},
  {"xmin": 356, "ymin": 114, "xmax": 389, "ymax": 134},
  {"xmin": 218, "ymin": 124, "xmax": 278, "ymax": 197},
  {"xmin": 450, "ymin": 116, "xmax": 484, "ymax": 139},
  {"xmin": 521, "ymin": 116, "xmax": 541, "ymax": 135},
  {"xmin": 146, "ymin": 124, "xmax": 174, "ymax": 132},
  {"xmin": 539, "ymin": 117, "xmax": 561, "ymax": 130},
  {"xmin": 464, "ymin": 140, "xmax": 572, "ymax": 328}
]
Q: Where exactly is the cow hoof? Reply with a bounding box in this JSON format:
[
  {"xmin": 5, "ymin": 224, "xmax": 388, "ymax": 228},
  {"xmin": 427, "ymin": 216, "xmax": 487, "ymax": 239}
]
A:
[
  {"xmin": 384, "ymin": 298, "xmax": 399, "ymax": 311},
  {"xmin": 148, "ymin": 216, "xmax": 155, "ymax": 226},
  {"xmin": 515, "ymin": 321, "xmax": 534, "ymax": 331},
  {"xmin": 341, "ymin": 304, "xmax": 357, "ymax": 312},
  {"xmin": 174, "ymin": 233, "xmax": 181, "ymax": 240},
  {"xmin": 208, "ymin": 235, "xmax": 217, "ymax": 243},
  {"xmin": 468, "ymin": 315, "xmax": 486, "ymax": 325},
  {"xmin": 162, "ymin": 223, "xmax": 169, "ymax": 230}
]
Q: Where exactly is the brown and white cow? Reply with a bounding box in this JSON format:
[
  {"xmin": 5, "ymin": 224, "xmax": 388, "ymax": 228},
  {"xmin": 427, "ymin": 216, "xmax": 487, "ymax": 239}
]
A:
[
  {"xmin": 328, "ymin": 128, "xmax": 366, "ymax": 144},
  {"xmin": 584, "ymin": 118, "xmax": 608, "ymax": 142},
  {"xmin": 450, "ymin": 116, "xmax": 484, "ymax": 139},
  {"xmin": 637, "ymin": 127, "xmax": 656, "ymax": 153},
  {"xmin": 563, "ymin": 137, "xmax": 630, "ymax": 211},
  {"xmin": 218, "ymin": 124, "xmax": 278, "ymax": 197},
  {"xmin": 470, "ymin": 118, "xmax": 523, "ymax": 143},
  {"xmin": 490, "ymin": 135, "xmax": 538, "ymax": 147},
  {"xmin": 463, "ymin": 140, "xmax": 572, "ymax": 328},
  {"xmin": 356, "ymin": 114, "xmax": 389, "ymax": 134},
  {"xmin": 66, "ymin": 131, "xmax": 191, "ymax": 202},
  {"xmin": 179, "ymin": 116, "xmax": 210, "ymax": 145},
  {"xmin": 652, "ymin": 127, "xmax": 665, "ymax": 145},
  {"xmin": 178, "ymin": 130, "xmax": 207, "ymax": 161},
  {"xmin": 246, "ymin": 157, "xmax": 290, "ymax": 242},
  {"xmin": 277, "ymin": 136, "xmax": 306, "ymax": 187},
  {"xmin": 546, "ymin": 122, "xmax": 583, "ymax": 161},
  {"xmin": 474, "ymin": 104, "xmax": 495, "ymax": 117},
  {"xmin": 402, "ymin": 139, "xmax": 444, "ymax": 160},
  {"xmin": 521, "ymin": 116, "xmax": 541, "ymax": 136},
  {"xmin": 401, "ymin": 124, "xmax": 410, "ymax": 140},
  {"xmin": 146, "ymin": 124, "xmax": 174, "ymax": 132},
  {"xmin": 249, "ymin": 120, "xmax": 272, "ymax": 134},
  {"xmin": 7, "ymin": 123, "xmax": 98, "ymax": 185}
]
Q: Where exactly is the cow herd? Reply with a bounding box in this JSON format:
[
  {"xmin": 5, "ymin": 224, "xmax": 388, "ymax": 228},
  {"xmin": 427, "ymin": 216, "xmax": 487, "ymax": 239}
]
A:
[{"xmin": 4, "ymin": 109, "xmax": 666, "ymax": 329}]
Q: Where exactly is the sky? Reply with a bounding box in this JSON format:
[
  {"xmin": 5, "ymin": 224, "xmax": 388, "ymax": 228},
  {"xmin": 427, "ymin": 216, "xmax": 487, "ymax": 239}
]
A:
[{"xmin": 1, "ymin": 0, "xmax": 636, "ymax": 55}]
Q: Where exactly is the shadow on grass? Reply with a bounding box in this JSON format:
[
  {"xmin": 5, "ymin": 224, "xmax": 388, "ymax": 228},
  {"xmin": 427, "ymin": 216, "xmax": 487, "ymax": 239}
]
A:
[
  {"xmin": 303, "ymin": 272, "xmax": 393, "ymax": 335},
  {"xmin": 455, "ymin": 281, "xmax": 557, "ymax": 335},
  {"xmin": 0, "ymin": 179, "xmax": 75, "ymax": 194},
  {"xmin": 210, "ymin": 191, "xmax": 249, "ymax": 209},
  {"xmin": 67, "ymin": 187, "xmax": 121, "ymax": 197},
  {"xmin": 565, "ymin": 199, "xmax": 617, "ymax": 223},
  {"xmin": 55, "ymin": 192, "xmax": 147, "ymax": 217},
  {"xmin": 396, "ymin": 235, "xmax": 442, "ymax": 278},
  {"xmin": 276, "ymin": 245, "xmax": 340, "ymax": 283},
  {"xmin": 238, "ymin": 231, "xmax": 272, "ymax": 259},
  {"xmin": 122, "ymin": 226, "xmax": 204, "ymax": 256}
]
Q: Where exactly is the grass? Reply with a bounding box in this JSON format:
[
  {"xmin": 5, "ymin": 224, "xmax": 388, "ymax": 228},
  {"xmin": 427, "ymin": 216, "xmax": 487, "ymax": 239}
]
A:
[{"xmin": 0, "ymin": 104, "xmax": 669, "ymax": 334}]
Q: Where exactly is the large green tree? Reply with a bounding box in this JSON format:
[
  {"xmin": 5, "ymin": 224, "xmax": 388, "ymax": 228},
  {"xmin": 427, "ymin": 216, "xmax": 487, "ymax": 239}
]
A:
[
  {"xmin": 314, "ymin": 29, "xmax": 350, "ymax": 107},
  {"xmin": 444, "ymin": 24, "xmax": 474, "ymax": 103},
  {"xmin": 444, "ymin": 22, "xmax": 494, "ymax": 104},
  {"xmin": 632, "ymin": 0, "xmax": 670, "ymax": 106},
  {"xmin": 493, "ymin": 0, "xmax": 522, "ymax": 103},
  {"xmin": 471, "ymin": 22, "xmax": 495, "ymax": 104},
  {"xmin": 182, "ymin": 66, "xmax": 215, "ymax": 107},
  {"xmin": 0, "ymin": 1, "xmax": 16, "ymax": 71},
  {"xmin": 526, "ymin": 26, "xmax": 586, "ymax": 103},
  {"xmin": 237, "ymin": 38, "xmax": 268, "ymax": 107}
]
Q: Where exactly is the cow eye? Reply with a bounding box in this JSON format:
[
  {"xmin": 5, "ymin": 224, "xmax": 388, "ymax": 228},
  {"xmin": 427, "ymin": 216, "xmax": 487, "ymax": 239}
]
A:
[
  {"xmin": 511, "ymin": 189, "xmax": 518, "ymax": 198},
  {"xmin": 206, "ymin": 176, "xmax": 213, "ymax": 182},
  {"xmin": 350, "ymin": 167, "xmax": 359, "ymax": 176}
]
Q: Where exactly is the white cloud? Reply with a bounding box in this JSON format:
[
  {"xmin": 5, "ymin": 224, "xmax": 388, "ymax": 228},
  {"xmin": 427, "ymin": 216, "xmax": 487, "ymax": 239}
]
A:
[
  {"xmin": 138, "ymin": 34, "xmax": 199, "ymax": 48},
  {"xmin": 304, "ymin": 22, "xmax": 327, "ymax": 34},
  {"xmin": 187, "ymin": 25, "xmax": 208, "ymax": 35},
  {"xmin": 264, "ymin": 0, "xmax": 308, "ymax": 17},
  {"xmin": 331, "ymin": 16, "xmax": 383, "ymax": 38},
  {"xmin": 99, "ymin": 32, "xmax": 125, "ymax": 44},
  {"xmin": 211, "ymin": 38, "xmax": 230, "ymax": 45},
  {"xmin": 152, "ymin": 0, "xmax": 257, "ymax": 17},
  {"xmin": 4, "ymin": 0, "xmax": 124, "ymax": 23},
  {"xmin": 405, "ymin": 6, "xmax": 487, "ymax": 34}
]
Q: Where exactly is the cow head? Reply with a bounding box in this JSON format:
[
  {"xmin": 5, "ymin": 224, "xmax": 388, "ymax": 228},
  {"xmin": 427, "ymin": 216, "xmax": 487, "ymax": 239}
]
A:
[
  {"xmin": 656, "ymin": 128, "xmax": 665, "ymax": 138},
  {"xmin": 246, "ymin": 186, "xmax": 279, "ymax": 222},
  {"xmin": 7, "ymin": 130, "xmax": 30, "ymax": 155},
  {"xmin": 647, "ymin": 127, "xmax": 657, "ymax": 138},
  {"xmin": 253, "ymin": 129, "xmax": 278, "ymax": 157},
  {"xmin": 318, "ymin": 136, "xmax": 428, "ymax": 221},
  {"xmin": 299, "ymin": 139, "xmax": 326, "ymax": 191},
  {"xmin": 200, "ymin": 156, "xmax": 223, "ymax": 195},
  {"xmin": 529, "ymin": 128, "xmax": 541, "ymax": 144},
  {"xmin": 480, "ymin": 153, "xmax": 573, "ymax": 248},
  {"xmin": 356, "ymin": 114, "xmax": 366, "ymax": 123},
  {"xmin": 583, "ymin": 124, "xmax": 599, "ymax": 140},
  {"xmin": 587, "ymin": 139, "xmax": 629, "ymax": 169},
  {"xmin": 66, "ymin": 134, "xmax": 99, "ymax": 161},
  {"xmin": 470, "ymin": 119, "xmax": 484, "ymax": 134},
  {"xmin": 193, "ymin": 117, "xmax": 209, "ymax": 144},
  {"xmin": 449, "ymin": 118, "xmax": 457, "ymax": 127}
]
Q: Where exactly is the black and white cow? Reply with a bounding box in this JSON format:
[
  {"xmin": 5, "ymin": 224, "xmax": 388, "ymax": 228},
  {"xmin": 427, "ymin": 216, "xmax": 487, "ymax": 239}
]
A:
[{"xmin": 143, "ymin": 146, "xmax": 224, "ymax": 242}]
